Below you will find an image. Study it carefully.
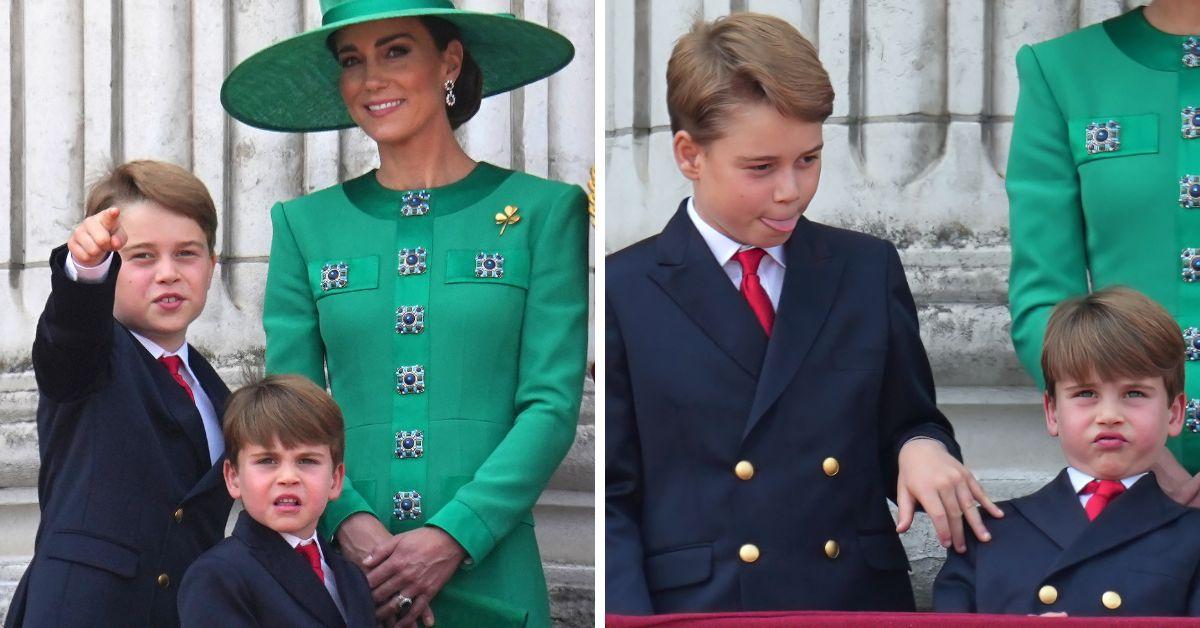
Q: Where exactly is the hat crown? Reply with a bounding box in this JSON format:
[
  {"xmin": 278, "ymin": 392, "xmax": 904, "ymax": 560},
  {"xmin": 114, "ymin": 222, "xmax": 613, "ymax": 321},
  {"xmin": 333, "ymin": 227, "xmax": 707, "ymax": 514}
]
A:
[{"xmin": 320, "ymin": 0, "xmax": 455, "ymax": 20}]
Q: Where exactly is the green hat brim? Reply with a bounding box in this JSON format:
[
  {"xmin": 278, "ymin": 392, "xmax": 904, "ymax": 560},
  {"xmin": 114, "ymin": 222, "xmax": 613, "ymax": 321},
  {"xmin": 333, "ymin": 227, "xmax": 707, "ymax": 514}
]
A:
[{"xmin": 220, "ymin": 8, "xmax": 574, "ymax": 132}]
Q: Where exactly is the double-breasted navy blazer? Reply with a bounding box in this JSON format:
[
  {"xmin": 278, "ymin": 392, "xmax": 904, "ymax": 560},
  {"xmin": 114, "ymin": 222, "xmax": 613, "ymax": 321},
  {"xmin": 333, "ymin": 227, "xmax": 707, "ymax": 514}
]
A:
[
  {"xmin": 934, "ymin": 469, "xmax": 1200, "ymax": 616},
  {"xmin": 605, "ymin": 203, "xmax": 960, "ymax": 614},
  {"xmin": 5, "ymin": 246, "xmax": 233, "ymax": 628},
  {"xmin": 178, "ymin": 510, "xmax": 375, "ymax": 627}
]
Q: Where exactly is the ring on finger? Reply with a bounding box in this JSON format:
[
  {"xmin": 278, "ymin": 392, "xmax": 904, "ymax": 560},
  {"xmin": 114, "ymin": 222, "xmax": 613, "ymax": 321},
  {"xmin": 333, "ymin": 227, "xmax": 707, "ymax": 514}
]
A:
[{"xmin": 395, "ymin": 593, "xmax": 413, "ymax": 616}]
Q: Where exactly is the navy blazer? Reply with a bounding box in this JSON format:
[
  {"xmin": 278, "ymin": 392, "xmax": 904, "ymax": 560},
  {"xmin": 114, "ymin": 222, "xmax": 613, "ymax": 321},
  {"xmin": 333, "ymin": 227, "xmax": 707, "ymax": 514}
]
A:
[
  {"xmin": 605, "ymin": 203, "xmax": 960, "ymax": 614},
  {"xmin": 178, "ymin": 510, "xmax": 375, "ymax": 628},
  {"xmin": 5, "ymin": 246, "xmax": 233, "ymax": 628},
  {"xmin": 934, "ymin": 469, "xmax": 1200, "ymax": 616}
]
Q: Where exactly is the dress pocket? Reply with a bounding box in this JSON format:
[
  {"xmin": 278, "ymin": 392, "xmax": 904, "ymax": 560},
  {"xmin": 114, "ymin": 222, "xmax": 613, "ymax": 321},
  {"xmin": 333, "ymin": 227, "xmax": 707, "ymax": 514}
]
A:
[
  {"xmin": 308, "ymin": 255, "xmax": 379, "ymax": 300},
  {"xmin": 1069, "ymin": 113, "xmax": 1158, "ymax": 166},
  {"xmin": 443, "ymin": 249, "xmax": 530, "ymax": 290}
]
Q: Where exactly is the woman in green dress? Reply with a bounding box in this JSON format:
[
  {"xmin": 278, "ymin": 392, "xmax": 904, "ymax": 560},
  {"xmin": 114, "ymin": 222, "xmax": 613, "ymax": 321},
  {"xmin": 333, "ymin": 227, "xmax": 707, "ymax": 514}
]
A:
[
  {"xmin": 1008, "ymin": 0, "xmax": 1200, "ymax": 489},
  {"xmin": 220, "ymin": 2, "xmax": 587, "ymax": 626}
]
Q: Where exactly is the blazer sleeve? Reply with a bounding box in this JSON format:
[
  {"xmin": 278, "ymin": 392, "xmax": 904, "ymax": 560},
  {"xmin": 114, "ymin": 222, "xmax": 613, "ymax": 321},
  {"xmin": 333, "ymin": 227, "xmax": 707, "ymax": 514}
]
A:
[
  {"xmin": 32, "ymin": 245, "xmax": 119, "ymax": 403},
  {"xmin": 426, "ymin": 184, "xmax": 589, "ymax": 564},
  {"xmin": 178, "ymin": 555, "xmax": 261, "ymax": 628},
  {"xmin": 878, "ymin": 240, "xmax": 961, "ymax": 495},
  {"xmin": 1007, "ymin": 44, "xmax": 1089, "ymax": 390},
  {"xmin": 932, "ymin": 536, "xmax": 978, "ymax": 612},
  {"xmin": 263, "ymin": 202, "xmax": 374, "ymax": 533},
  {"xmin": 604, "ymin": 287, "xmax": 654, "ymax": 614}
]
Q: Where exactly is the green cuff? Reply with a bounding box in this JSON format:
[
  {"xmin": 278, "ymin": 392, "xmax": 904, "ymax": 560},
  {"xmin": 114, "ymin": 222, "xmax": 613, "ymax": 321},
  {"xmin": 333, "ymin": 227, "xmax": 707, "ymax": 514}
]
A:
[
  {"xmin": 426, "ymin": 498, "xmax": 496, "ymax": 566},
  {"xmin": 318, "ymin": 484, "xmax": 374, "ymax": 542}
]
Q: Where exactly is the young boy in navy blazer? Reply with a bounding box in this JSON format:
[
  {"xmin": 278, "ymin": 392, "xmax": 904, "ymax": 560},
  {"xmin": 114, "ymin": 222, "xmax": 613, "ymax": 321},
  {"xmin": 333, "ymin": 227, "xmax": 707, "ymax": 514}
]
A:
[
  {"xmin": 934, "ymin": 287, "xmax": 1200, "ymax": 616},
  {"xmin": 179, "ymin": 375, "xmax": 374, "ymax": 627},
  {"xmin": 605, "ymin": 12, "xmax": 1001, "ymax": 615},
  {"xmin": 6, "ymin": 161, "xmax": 234, "ymax": 627}
]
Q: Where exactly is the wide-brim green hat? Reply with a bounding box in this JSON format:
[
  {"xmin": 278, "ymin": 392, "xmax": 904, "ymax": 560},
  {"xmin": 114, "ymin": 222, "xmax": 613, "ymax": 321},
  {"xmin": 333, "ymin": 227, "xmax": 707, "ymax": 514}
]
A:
[{"xmin": 220, "ymin": 0, "xmax": 575, "ymax": 132}]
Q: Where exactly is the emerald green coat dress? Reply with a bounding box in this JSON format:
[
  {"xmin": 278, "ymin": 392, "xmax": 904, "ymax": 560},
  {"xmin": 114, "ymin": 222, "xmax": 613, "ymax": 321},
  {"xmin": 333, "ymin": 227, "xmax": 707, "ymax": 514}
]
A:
[
  {"xmin": 1008, "ymin": 7, "xmax": 1200, "ymax": 472},
  {"xmin": 263, "ymin": 162, "xmax": 588, "ymax": 626}
]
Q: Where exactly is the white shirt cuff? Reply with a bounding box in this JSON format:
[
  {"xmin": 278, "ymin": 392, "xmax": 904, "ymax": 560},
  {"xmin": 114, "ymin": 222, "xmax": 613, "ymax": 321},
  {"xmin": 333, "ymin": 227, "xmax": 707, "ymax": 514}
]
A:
[{"xmin": 65, "ymin": 252, "xmax": 113, "ymax": 284}]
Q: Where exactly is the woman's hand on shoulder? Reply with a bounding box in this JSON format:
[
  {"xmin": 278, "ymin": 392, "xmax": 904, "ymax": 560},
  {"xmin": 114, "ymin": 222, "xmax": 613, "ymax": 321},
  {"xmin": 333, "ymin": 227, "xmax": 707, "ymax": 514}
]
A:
[{"xmin": 364, "ymin": 526, "xmax": 466, "ymax": 628}]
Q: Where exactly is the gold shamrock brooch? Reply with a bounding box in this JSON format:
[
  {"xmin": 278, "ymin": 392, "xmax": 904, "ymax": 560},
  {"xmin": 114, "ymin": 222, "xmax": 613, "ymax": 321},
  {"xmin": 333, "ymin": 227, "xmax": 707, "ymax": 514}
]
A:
[{"xmin": 495, "ymin": 205, "xmax": 520, "ymax": 236}]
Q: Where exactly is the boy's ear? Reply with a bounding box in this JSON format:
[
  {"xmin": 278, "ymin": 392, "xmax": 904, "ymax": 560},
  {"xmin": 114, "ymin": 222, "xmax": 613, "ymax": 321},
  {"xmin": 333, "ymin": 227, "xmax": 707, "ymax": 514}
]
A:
[
  {"xmin": 1043, "ymin": 391, "xmax": 1060, "ymax": 437},
  {"xmin": 1167, "ymin": 392, "xmax": 1186, "ymax": 437},
  {"xmin": 222, "ymin": 458, "xmax": 242, "ymax": 500},
  {"xmin": 673, "ymin": 131, "xmax": 704, "ymax": 181},
  {"xmin": 328, "ymin": 462, "xmax": 345, "ymax": 501}
]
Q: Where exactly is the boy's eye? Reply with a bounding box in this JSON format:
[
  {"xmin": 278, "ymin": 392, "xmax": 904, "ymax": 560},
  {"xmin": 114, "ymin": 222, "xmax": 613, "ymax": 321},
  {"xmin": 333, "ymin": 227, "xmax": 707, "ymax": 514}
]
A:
[
  {"xmin": 747, "ymin": 163, "xmax": 772, "ymax": 172},
  {"xmin": 299, "ymin": 457, "xmax": 319, "ymax": 465},
  {"xmin": 801, "ymin": 154, "xmax": 820, "ymax": 165},
  {"xmin": 254, "ymin": 456, "xmax": 276, "ymax": 465},
  {"xmin": 1125, "ymin": 390, "xmax": 1147, "ymax": 398},
  {"xmin": 1073, "ymin": 390, "xmax": 1096, "ymax": 398}
]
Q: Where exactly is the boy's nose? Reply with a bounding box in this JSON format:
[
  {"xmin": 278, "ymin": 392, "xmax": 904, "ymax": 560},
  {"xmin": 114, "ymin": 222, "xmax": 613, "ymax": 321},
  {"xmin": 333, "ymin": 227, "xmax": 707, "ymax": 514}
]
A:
[
  {"xmin": 155, "ymin": 261, "xmax": 181, "ymax": 282},
  {"xmin": 774, "ymin": 173, "xmax": 801, "ymax": 204}
]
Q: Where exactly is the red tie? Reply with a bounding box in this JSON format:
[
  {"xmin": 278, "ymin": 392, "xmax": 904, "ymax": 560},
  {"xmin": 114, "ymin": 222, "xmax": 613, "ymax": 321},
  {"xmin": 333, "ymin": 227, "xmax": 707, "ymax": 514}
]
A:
[
  {"xmin": 734, "ymin": 248, "xmax": 775, "ymax": 336},
  {"xmin": 296, "ymin": 541, "xmax": 325, "ymax": 583},
  {"xmin": 1081, "ymin": 479, "xmax": 1126, "ymax": 521},
  {"xmin": 158, "ymin": 355, "xmax": 194, "ymax": 402}
]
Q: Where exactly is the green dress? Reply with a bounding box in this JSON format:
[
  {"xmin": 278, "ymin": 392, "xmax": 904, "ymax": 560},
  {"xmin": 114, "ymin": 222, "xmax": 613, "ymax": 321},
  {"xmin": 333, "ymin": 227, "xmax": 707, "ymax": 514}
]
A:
[
  {"xmin": 1008, "ymin": 7, "xmax": 1200, "ymax": 472},
  {"xmin": 263, "ymin": 162, "xmax": 589, "ymax": 626}
]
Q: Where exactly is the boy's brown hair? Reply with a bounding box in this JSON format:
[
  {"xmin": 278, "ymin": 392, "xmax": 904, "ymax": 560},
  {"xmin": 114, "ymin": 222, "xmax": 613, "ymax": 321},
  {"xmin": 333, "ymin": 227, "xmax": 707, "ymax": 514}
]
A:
[
  {"xmin": 223, "ymin": 375, "xmax": 345, "ymax": 467},
  {"xmin": 1042, "ymin": 287, "xmax": 1185, "ymax": 400},
  {"xmin": 666, "ymin": 12, "xmax": 834, "ymax": 145},
  {"xmin": 85, "ymin": 160, "xmax": 218, "ymax": 251}
]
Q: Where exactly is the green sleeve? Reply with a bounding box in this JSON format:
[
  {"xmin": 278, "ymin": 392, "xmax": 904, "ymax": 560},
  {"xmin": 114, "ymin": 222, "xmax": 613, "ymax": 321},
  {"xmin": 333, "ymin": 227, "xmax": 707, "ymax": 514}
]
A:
[
  {"xmin": 262, "ymin": 201, "xmax": 373, "ymax": 536},
  {"xmin": 1006, "ymin": 45, "xmax": 1090, "ymax": 390},
  {"xmin": 427, "ymin": 184, "xmax": 589, "ymax": 564}
]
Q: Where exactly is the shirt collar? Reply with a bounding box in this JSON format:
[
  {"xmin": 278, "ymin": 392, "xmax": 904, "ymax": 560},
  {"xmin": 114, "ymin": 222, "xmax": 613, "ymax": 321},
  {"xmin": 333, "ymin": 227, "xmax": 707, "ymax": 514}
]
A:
[
  {"xmin": 280, "ymin": 530, "xmax": 325, "ymax": 562},
  {"xmin": 1066, "ymin": 466, "xmax": 1146, "ymax": 493},
  {"xmin": 686, "ymin": 197, "xmax": 786, "ymax": 269},
  {"xmin": 129, "ymin": 330, "xmax": 189, "ymax": 364}
]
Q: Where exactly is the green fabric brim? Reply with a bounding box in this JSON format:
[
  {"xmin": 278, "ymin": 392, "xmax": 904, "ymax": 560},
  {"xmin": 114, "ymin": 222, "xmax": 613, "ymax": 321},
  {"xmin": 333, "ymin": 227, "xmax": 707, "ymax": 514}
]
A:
[{"xmin": 220, "ymin": 9, "xmax": 574, "ymax": 132}]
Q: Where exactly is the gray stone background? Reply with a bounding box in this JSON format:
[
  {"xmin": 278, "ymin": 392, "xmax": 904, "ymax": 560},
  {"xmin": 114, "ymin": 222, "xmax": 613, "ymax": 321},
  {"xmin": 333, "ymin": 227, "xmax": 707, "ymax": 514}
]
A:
[
  {"xmin": 0, "ymin": 0, "xmax": 595, "ymax": 625},
  {"xmin": 605, "ymin": 0, "xmax": 1148, "ymax": 609}
]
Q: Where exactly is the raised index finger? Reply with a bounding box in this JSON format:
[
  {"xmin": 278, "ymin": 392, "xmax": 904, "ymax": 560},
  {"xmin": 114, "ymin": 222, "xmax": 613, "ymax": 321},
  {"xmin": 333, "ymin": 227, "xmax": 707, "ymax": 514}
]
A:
[{"xmin": 97, "ymin": 206, "xmax": 121, "ymax": 232}]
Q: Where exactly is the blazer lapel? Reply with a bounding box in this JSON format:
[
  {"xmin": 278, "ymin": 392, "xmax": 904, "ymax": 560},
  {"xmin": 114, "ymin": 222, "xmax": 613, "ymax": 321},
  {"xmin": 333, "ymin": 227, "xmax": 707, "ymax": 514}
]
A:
[
  {"xmin": 648, "ymin": 202, "xmax": 767, "ymax": 379},
  {"xmin": 743, "ymin": 218, "xmax": 844, "ymax": 440},
  {"xmin": 237, "ymin": 512, "xmax": 346, "ymax": 628},
  {"xmin": 324, "ymin": 539, "xmax": 372, "ymax": 626},
  {"xmin": 130, "ymin": 331, "xmax": 211, "ymax": 474},
  {"xmin": 1010, "ymin": 469, "xmax": 1090, "ymax": 550},
  {"xmin": 1048, "ymin": 473, "xmax": 1188, "ymax": 576}
]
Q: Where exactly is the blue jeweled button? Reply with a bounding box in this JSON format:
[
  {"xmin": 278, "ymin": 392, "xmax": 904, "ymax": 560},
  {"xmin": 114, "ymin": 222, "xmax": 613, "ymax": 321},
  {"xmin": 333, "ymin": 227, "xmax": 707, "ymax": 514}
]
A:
[
  {"xmin": 1183, "ymin": 249, "xmax": 1200, "ymax": 282},
  {"xmin": 1185, "ymin": 107, "xmax": 1200, "ymax": 139},
  {"xmin": 395, "ymin": 365, "xmax": 426, "ymax": 395},
  {"xmin": 319, "ymin": 261, "xmax": 349, "ymax": 291},
  {"xmin": 1184, "ymin": 177, "xmax": 1200, "ymax": 208},
  {"xmin": 475, "ymin": 252, "xmax": 505, "ymax": 279},
  {"xmin": 395, "ymin": 430, "xmax": 424, "ymax": 459},
  {"xmin": 1186, "ymin": 328, "xmax": 1200, "ymax": 360},
  {"xmin": 1085, "ymin": 120, "xmax": 1120, "ymax": 154},
  {"xmin": 1185, "ymin": 37, "xmax": 1200, "ymax": 68},
  {"xmin": 397, "ymin": 247, "xmax": 428, "ymax": 276},
  {"xmin": 395, "ymin": 305, "xmax": 425, "ymax": 334},
  {"xmin": 1187, "ymin": 400, "xmax": 1200, "ymax": 433},
  {"xmin": 392, "ymin": 491, "xmax": 422, "ymax": 520},
  {"xmin": 400, "ymin": 190, "xmax": 430, "ymax": 217}
]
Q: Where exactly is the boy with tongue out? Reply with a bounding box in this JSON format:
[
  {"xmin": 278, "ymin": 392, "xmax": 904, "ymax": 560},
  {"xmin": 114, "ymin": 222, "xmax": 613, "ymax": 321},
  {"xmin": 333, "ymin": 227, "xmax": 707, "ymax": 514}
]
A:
[
  {"xmin": 179, "ymin": 375, "xmax": 374, "ymax": 627},
  {"xmin": 606, "ymin": 12, "xmax": 999, "ymax": 615},
  {"xmin": 934, "ymin": 287, "xmax": 1200, "ymax": 616}
]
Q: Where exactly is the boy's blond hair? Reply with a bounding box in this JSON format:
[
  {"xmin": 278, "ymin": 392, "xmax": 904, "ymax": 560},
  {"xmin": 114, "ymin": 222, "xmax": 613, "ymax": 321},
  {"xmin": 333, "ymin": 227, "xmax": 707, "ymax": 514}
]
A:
[
  {"xmin": 666, "ymin": 12, "xmax": 834, "ymax": 145},
  {"xmin": 223, "ymin": 375, "xmax": 345, "ymax": 466},
  {"xmin": 85, "ymin": 160, "xmax": 218, "ymax": 251},
  {"xmin": 1042, "ymin": 287, "xmax": 1185, "ymax": 399}
]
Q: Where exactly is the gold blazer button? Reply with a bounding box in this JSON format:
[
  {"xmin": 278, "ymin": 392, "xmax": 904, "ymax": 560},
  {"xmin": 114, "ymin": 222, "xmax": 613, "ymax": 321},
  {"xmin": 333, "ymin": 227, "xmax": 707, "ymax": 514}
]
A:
[
  {"xmin": 822, "ymin": 457, "xmax": 840, "ymax": 477},
  {"xmin": 739, "ymin": 544, "xmax": 760, "ymax": 563},
  {"xmin": 734, "ymin": 460, "xmax": 755, "ymax": 480},
  {"xmin": 824, "ymin": 540, "xmax": 840, "ymax": 559},
  {"xmin": 1038, "ymin": 585, "xmax": 1057, "ymax": 605},
  {"xmin": 1102, "ymin": 591, "xmax": 1121, "ymax": 610}
]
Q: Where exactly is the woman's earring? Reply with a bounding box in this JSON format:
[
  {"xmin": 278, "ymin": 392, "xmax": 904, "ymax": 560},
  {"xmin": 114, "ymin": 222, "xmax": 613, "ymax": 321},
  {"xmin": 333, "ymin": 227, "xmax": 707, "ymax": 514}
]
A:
[{"xmin": 444, "ymin": 79, "xmax": 457, "ymax": 108}]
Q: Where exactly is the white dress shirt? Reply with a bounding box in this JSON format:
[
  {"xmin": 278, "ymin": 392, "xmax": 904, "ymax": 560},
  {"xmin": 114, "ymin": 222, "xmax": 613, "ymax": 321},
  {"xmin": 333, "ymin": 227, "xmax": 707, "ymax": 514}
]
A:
[
  {"xmin": 686, "ymin": 197, "xmax": 786, "ymax": 309},
  {"xmin": 65, "ymin": 251, "xmax": 223, "ymax": 464},
  {"xmin": 1066, "ymin": 466, "xmax": 1146, "ymax": 509},
  {"xmin": 281, "ymin": 530, "xmax": 346, "ymax": 619}
]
